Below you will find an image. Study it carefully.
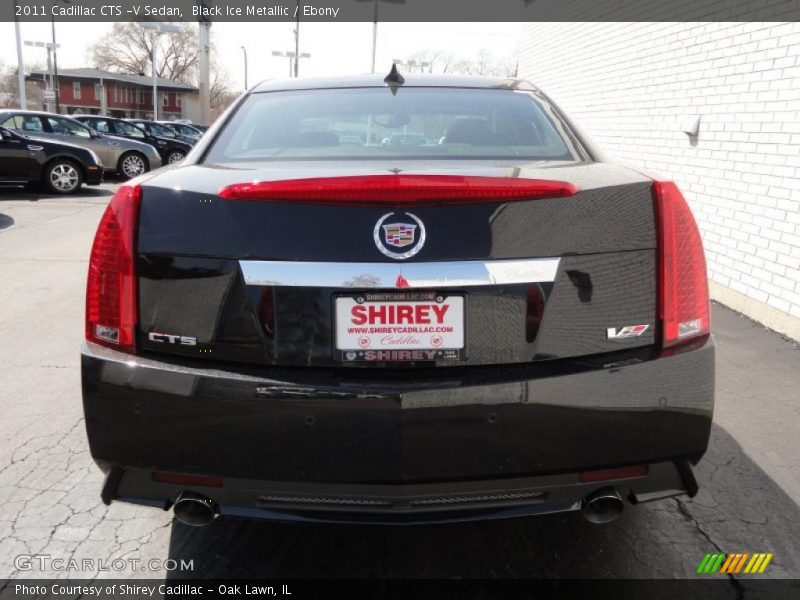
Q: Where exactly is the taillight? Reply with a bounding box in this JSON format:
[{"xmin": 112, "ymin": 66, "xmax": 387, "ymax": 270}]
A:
[
  {"xmin": 653, "ymin": 181, "xmax": 710, "ymax": 351},
  {"xmin": 85, "ymin": 184, "xmax": 141, "ymax": 353},
  {"xmin": 218, "ymin": 175, "xmax": 578, "ymax": 206}
]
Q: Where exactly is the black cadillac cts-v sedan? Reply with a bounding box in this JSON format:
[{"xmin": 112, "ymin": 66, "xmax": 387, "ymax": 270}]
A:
[{"xmin": 81, "ymin": 73, "xmax": 714, "ymax": 527}]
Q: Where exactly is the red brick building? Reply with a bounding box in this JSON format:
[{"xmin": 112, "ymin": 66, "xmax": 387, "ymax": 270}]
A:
[{"xmin": 27, "ymin": 68, "xmax": 199, "ymax": 121}]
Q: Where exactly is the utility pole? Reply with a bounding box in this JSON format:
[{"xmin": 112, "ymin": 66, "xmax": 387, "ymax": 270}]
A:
[
  {"xmin": 14, "ymin": 1, "xmax": 27, "ymax": 109},
  {"xmin": 25, "ymin": 41, "xmax": 59, "ymax": 112},
  {"xmin": 152, "ymin": 44, "xmax": 158, "ymax": 119},
  {"xmin": 198, "ymin": 21, "xmax": 211, "ymax": 125},
  {"xmin": 356, "ymin": 0, "xmax": 406, "ymax": 74},
  {"xmin": 51, "ymin": 8, "xmax": 59, "ymax": 112},
  {"xmin": 50, "ymin": 0, "xmax": 72, "ymax": 113},
  {"xmin": 370, "ymin": 0, "xmax": 377, "ymax": 73},
  {"xmin": 294, "ymin": 0, "xmax": 300, "ymax": 77}
]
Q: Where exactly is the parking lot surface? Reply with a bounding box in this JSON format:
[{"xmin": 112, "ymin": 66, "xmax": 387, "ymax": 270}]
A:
[{"xmin": 0, "ymin": 185, "xmax": 799, "ymax": 586}]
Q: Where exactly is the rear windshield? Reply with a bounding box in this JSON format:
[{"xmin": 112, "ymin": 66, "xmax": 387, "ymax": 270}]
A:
[{"xmin": 204, "ymin": 88, "xmax": 578, "ymax": 162}]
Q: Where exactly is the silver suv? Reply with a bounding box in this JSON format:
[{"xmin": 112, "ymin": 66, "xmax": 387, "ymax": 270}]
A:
[{"xmin": 0, "ymin": 110, "xmax": 162, "ymax": 179}]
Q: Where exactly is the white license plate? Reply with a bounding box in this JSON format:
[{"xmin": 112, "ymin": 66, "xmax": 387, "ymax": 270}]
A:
[{"xmin": 334, "ymin": 292, "xmax": 465, "ymax": 362}]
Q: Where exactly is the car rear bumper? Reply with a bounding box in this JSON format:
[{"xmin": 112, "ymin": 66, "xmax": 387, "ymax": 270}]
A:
[
  {"xmin": 81, "ymin": 337, "xmax": 714, "ymax": 523},
  {"xmin": 108, "ymin": 460, "xmax": 696, "ymax": 525}
]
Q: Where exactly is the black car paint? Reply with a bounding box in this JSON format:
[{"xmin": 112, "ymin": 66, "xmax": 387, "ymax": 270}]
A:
[
  {"xmin": 82, "ymin": 337, "xmax": 713, "ymax": 521},
  {"xmin": 82, "ymin": 76, "xmax": 714, "ymax": 523},
  {"xmin": 0, "ymin": 126, "xmax": 103, "ymax": 187},
  {"xmin": 75, "ymin": 116, "xmax": 191, "ymax": 165}
]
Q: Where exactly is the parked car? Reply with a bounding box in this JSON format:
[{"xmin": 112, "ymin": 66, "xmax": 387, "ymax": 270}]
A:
[
  {"xmin": 0, "ymin": 125, "xmax": 103, "ymax": 193},
  {"xmin": 0, "ymin": 110, "xmax": 161, "ymax": 180},
  {"xmin": 82, "ymin": 74, "xmax": 713, "ymax": 528},
  {"xmin": 126, "ymin": 119, "xmax": 196, "ymax": 147},
  {"xmin": 157, "ymin": 121, "xmax": 204, "ymax": 142},
  {"xmin": 74, "ymin": 115, "xmax": 191, "ymax": 166}
]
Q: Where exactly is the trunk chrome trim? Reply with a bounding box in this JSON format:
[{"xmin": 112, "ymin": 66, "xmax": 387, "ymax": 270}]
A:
[{"xmin": 239, "ymin": 258, "xmax": 560, "ymax": 288}]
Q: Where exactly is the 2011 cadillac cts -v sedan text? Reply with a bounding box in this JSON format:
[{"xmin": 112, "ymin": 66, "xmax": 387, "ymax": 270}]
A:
[{"xmin": 81, "ymin": 73, "xmax": 714, "ymax": 527}]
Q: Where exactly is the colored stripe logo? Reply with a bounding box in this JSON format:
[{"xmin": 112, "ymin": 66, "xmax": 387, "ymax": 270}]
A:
[{"xmin": 696, "ymin": 552, "xmax": 773, "ymax": 574}]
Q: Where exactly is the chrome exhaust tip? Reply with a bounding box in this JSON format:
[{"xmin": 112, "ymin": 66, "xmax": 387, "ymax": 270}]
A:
[
  {"xmin": 173, "ymin": 492, "xmax": 218, "ymax": 527},
  {"xmin": 582, "ymin": 487, "xmax": 625, "ymax": 524}
]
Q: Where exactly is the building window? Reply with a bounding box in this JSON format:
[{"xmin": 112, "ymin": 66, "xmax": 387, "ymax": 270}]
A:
[
  {"xmin": 73, "ymin": 82, "xmax": 81, "ymax": 100},
  {"xmin": 137, "ymin": 89, "xmax": 143, "ymax": 104},
  {"xmin": 176, "ymin": 93, "xmax": 182, "ymax": 108},
  {"xmin": 94, "ymin": 84, "xmax": 102, "ymax": 101},
  {"xmin": 162, "ymin": 92, "xmax": 169, "ymax": 107},
  {"xmin": 113, "ymin": 86, "xmax": 118, "ymax": 103}
]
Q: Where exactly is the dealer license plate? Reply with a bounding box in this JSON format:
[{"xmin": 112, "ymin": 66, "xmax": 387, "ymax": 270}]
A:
[{"xmin": 334, "ymin": 292, "xmax": 465, "ymax": 362}]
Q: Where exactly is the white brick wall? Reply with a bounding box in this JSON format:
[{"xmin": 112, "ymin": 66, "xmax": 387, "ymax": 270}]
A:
[{"xmin": 519, "ymin": 22, "xmax": 800, "ymax": 327}]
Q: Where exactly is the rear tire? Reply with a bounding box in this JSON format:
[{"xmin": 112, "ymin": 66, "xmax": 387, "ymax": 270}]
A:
[
  {"xmin": 118, "ymin": 151, "xmax": 149, "ymax": 180},
  {"xmin": 43, "ymin": 159, "xmax": 83, "ymax": 195}
]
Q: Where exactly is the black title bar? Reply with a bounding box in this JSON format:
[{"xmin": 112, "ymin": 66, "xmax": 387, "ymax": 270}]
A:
[{"xmin": 5, "ymin": 0, "xmax": 800, "ymax": 22}]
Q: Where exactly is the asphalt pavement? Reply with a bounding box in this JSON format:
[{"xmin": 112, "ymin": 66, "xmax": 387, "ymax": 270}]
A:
[{"xmin": 0, "ymin": 183, "xmax": 798, "ymax": 587}]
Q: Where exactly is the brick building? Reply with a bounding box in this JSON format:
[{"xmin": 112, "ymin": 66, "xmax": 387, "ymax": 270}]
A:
[
  {"xmin": 520, "ymin": 22, "xmax": 800, "ymax": 340},
  {"xmin": 26, "ymin": 67, "xmax": 199, "ymax": 121}
]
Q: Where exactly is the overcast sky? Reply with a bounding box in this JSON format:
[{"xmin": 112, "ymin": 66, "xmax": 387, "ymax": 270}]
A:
[{"xmin": 1, "ymin": 21, "xmax": 522, "ymax": 90}]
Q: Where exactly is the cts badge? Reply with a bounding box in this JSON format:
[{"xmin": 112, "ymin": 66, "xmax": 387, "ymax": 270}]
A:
[
  {"xmin": 374, "ymin": 212, "xmax": 426, "ymax": 260},
  {"xmin": 148, "ymin": 332, "xmax": 197, "ymax": 346},
  {"xmin": 607, "ymin": 324, "xmax": 650, "ymax": 339}
]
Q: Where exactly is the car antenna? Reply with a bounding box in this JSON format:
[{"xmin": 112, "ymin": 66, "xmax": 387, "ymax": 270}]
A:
[{"xmin": 384, "ymin": 63, "xmax": 405, "ymax": 92}]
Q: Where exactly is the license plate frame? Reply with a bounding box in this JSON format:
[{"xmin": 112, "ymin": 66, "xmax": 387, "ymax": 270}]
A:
[{"xmin": 333, "ymin": 291, "xmax": 466, "ymax": 362}]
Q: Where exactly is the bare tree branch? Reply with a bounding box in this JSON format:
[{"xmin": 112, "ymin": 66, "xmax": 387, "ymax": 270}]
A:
[
  {"xmin": 89, "ymin": 22, "xmax": 198, "ymax": 82},
  {"xmin": 404, "ymin": 48, "xmax": 519, "ymax": 77}
]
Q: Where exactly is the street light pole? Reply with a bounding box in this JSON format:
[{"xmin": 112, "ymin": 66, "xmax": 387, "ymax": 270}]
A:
[
  {"xmin": 14, "ymin": 1, "xmax": 27, "ymax": 109},
  {"xmin": 140, "ymin": 22, "xmax": 181, "ymax": 120},
  {"xmin": 392, "ymin": 59, "xmax": 430, "ymax": 74},
  {"xmin": 240, "ymin": 46, "xmax": 248, "ymax": 90},
  {"xmin": 272, "ymin": 51, "xmax": 309, "ymax": 78},
  {"xmin": 50, "ymin": 0, "xmax": 71, "ymax": 114}
]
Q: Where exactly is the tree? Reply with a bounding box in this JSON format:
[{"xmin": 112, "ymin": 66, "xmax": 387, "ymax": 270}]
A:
[
  {"xmin": 210, "ymin": 60, "xmax": 237, "ymax": 109},
  {"xmin": 403, "ymin": 49, "xmax": 519, "ymax": 78},
  {"xmin": 89, "ymin": 23, "xmax": 198, "ymax": 83},
  {"xmin": 0, "ymin": 60, "xmax": 45, "ymax": 109},
  {"xmin": 89, "ymin": 22, "xmax": 236, "ymax": 113}
]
